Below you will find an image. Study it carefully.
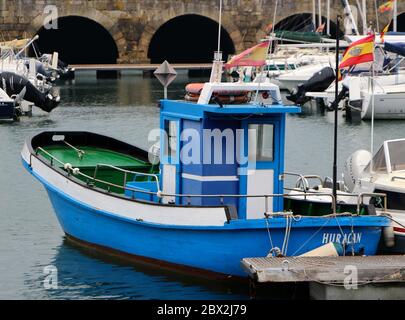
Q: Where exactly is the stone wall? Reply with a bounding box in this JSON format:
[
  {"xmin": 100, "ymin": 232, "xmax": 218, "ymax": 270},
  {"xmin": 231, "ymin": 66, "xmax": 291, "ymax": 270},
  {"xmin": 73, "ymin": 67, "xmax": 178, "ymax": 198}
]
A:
[{"xmin": 0, "ymin": 0, "xmax": 399, "ymax": 63}]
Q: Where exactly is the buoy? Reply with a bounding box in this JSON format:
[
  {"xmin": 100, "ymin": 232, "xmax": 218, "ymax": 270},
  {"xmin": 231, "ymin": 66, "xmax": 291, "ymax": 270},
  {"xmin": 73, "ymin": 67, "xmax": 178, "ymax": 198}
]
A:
[
  {"xmin": 185, "ymin": 83, "xmax": 249, "ymax": 104},
  {"xmin": 383, "ymin": 226, "xmax": 395, "ymax": 248},
  {"xmin": 300, "ymin": 242, "xmax": 344, "ymax": 257}
]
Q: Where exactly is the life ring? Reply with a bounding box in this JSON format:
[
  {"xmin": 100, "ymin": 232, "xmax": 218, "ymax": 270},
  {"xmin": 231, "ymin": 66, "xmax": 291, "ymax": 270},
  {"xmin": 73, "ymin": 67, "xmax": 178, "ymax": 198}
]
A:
[
  {"xmin": 185, "ymin": 93, "xmax": 249, "ymax": 104},
  {"xmin": 186, "ymin": 83, "xmax": 249, "ymax": 96},
  {"xmin": 185, "ymin": 83, "xmax": 250, "ymax": 104}
]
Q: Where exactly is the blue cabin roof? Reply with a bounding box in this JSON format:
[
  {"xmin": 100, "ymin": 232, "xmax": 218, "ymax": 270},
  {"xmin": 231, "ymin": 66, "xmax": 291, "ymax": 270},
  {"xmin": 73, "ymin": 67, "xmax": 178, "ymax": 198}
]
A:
[{"xmin": 161, "ymin": 100, "xmax": 301, "ymax": 120}]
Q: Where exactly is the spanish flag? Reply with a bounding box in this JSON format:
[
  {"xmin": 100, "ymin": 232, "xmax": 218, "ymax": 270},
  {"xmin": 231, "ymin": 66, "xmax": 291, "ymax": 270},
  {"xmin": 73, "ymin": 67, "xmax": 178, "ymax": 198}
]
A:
[
  {"xmin": 225, "ymin": 41, "xmax": 269, "ymax": 69},
  {"xmin": 339, "ymin": 35, "xmax": 375, "ymax": 69},
  {"xmin": 379, "ymin": 0, "xmax": 394, "ymax": 13},
  {"xmin": 380, "ymin": 23, "xmax": 390, "ymax": 42}
]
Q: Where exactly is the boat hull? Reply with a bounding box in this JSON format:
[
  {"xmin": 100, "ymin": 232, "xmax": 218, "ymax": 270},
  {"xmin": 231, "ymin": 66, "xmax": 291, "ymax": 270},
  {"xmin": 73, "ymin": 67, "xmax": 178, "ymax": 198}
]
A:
[
  {"xmin": 22, "ymin": 154, "xmax": 388, "ymax": 277},
  {"xmin": 43, "ymin": 181, "xmax": 385, "ymax": 277},
  {"xmin": 361, "ymin": 92, "xmax": 405, "ymax": 120}
]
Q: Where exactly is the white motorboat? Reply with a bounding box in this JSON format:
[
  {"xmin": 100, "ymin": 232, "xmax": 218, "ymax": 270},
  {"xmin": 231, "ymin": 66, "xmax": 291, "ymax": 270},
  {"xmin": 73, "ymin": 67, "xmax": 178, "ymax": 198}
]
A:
[
  {"xmin": 275, "ymin": 58, "xmax": 334, "ymax": 92},
  {"xmin": 343, "ymin": 139, "xmax": 405, "ymax": 251}
]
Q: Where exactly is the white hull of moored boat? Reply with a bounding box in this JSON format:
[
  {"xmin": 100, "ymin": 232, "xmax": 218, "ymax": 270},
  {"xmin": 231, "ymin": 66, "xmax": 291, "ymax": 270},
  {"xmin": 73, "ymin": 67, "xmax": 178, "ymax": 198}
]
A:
[{"xmin": 361, "ymin": 90, "xmax": 405, "ymax": 120}]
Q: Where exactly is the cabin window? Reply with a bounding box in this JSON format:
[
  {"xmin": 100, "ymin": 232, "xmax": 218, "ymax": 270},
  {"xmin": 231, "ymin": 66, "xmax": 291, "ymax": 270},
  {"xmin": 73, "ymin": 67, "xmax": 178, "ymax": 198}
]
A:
[
  {"xmin": 388, "ymin": 140, "xmax": 405, "ymax": 171},
  {"xmin": 365, "ymin": 146, "xmax": 387, "ymax": 173},
  {"xmin": 248, "ymin": 124, "xmax": 274, "ymax": 162},
  {"xmin": 164, "ymin": 120, "xmax": 178, "ymax": 159}
]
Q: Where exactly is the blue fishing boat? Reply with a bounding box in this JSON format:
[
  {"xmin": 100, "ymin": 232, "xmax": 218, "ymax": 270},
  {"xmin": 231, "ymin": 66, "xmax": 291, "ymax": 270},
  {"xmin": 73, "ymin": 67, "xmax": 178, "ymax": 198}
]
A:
[{"xmin": 21, "ymin": 79, "xmax": 390, "ymax": 278}]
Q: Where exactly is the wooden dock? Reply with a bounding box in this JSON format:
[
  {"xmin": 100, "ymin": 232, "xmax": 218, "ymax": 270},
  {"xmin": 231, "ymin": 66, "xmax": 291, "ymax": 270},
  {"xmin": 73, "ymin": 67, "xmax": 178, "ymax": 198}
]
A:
[
  {"xmin": 242, "ymin": 256, "xmax": 405, "ymax": 299},
  {"xmin": 242, "ymin": 256, "xmax": 405, "ymax": 283},
  {"xmin": 70, "ymin": 63, "xmax": 213, "ymax": 71}
]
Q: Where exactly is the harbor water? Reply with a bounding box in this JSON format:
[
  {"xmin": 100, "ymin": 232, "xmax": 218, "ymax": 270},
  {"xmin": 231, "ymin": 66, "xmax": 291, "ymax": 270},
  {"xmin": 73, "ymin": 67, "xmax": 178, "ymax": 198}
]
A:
[{"xmin": 1, "ymin": 71, "xmax": 404, "ymax": 300}]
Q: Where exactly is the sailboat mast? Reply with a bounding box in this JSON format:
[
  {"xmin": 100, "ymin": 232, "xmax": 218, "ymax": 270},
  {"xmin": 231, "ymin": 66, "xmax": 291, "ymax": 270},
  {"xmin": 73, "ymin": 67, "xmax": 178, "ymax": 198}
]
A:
[
  {"xmin": 393, "ymin": 0, "xmax": 398, "ymax": 32},
  {"xmin": 313, "ymin": 0, "xmax": 317, "ymax": 30},
  {"xmin": 362, "ymin": 0, "xmax": 367, "ymax": 34},
  {"xmin": 327, "ymin": 0, "xmax": 331, "ymax": 35},
  {"xmin": 343, "ymin": 0, "xmax": 360, "ymax": 35}
]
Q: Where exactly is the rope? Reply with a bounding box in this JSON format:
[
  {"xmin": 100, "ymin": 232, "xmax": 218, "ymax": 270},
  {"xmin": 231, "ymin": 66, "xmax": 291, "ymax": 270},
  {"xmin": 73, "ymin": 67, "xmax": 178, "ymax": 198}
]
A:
[
  {"xmin": 265, "ymin": 215, "xmax": 275, "ymax": 252},
  {"xmin": 291, "ymin": 217, "xmax": 332, "ymax": 256}
]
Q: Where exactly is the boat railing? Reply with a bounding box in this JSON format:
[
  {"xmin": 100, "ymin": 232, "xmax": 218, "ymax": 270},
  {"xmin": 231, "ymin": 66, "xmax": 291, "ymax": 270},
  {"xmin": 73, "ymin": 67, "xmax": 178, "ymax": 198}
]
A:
[
  {"xmin": 34, "ymin": 148, "xmax": 337, "ymax": 213},
  {"xmin": 157, "ymin": 191, "xmax": 338, "ymax": 215},
  {"xmin": 33, "ymin": 150, "xmax": 387, "ymax": 215},
  {"xmin": 93, "ymin": 163, "xmax": 161, "ymax": 193},
  {"xmin": 356, "ymin": 193, "xmax": 388, "ymax": 215},
  {"xmin": 391, "ymin": 176, "xmax": 405, "ymax": 182},
  {"xmin": 281, "ymin": 172, "xmax": 388, "ymax": 214},
  {"xmin": 35, "ymin": 147, "xmax": 161, "ymax": 193},
  {"xmin": 281, "ymin": 172, "xmax": 324, "ymax": 191}
]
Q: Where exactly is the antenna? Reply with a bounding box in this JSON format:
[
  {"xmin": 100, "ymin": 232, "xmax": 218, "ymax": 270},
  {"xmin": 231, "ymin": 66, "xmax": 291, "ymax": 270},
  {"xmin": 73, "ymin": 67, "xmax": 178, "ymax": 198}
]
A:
[
  {"xmin": 217, "ymin": 0, "xmax": 222, "ymax": 56},
  {"xmin": 210, "ymin": 0, "xmax": 224, "ymax": 83}
]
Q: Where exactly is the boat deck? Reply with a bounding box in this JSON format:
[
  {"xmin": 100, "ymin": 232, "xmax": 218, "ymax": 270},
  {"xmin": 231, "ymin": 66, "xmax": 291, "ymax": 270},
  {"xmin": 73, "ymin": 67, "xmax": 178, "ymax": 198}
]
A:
[
  {"xmin": 241, "ymin": 255, "xmax": 405, "ymax": 283},
  {"xmin": 39, "ymin": 146, "xmax": 150, "ymax": 169}
]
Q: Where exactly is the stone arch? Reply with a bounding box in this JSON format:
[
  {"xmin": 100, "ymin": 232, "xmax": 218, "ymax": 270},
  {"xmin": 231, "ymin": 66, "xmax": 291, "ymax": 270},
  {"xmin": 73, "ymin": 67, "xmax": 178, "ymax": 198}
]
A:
[
  {"xmin": 266, "ymin": 12, "xmax": 344, "ymax": 39},
  {"xmin": 137, "ymin": 12, "xmax": 243, "ymax": 63},
  {"xmin": 28, "ymin": 8, "xmax": 127, "ymax": 63},
  {"xmin": 388, "ymin": 10, "xmax": 405, "ymax": 32}
]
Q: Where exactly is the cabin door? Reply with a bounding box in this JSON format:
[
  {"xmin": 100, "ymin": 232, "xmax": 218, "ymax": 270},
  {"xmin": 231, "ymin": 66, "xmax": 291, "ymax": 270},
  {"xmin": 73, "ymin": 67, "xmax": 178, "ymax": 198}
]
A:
[
  {"xmin": 161, "ymin": 119, "xmax": 179, "ymax": 204},
  {"xmin": 241, "ymin": 121, "xmax": 281, "ymax": 219}
]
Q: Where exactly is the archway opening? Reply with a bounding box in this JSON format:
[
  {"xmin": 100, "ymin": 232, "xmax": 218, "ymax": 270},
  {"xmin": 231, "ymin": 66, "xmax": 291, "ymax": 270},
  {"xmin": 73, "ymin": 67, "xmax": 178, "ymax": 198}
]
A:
[
  {"xmin": 388, "ymin": 12, "xmax": 405, "ymax": 31},
  {"xmin": 29, "ymin": 16, "xmax": 119, "ymax": 64},
  {"xmin": 274, "ymin": 13, "xmax": 343, "ymax": 40},
  {"xmin": 148, "ymin": 14, "xmax": 235, "ymax": 64}
]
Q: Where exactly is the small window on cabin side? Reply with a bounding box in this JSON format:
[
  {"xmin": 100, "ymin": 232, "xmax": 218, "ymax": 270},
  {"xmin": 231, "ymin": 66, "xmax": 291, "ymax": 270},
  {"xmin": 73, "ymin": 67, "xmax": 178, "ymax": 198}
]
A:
[
  {"xmin": 164, "ymin": 120, "xmax": 178, "ymax": 159},
  {"xmin": 388, "ymin": 140, "xmax": 405, "ymax": 171},
  {"xmin": 365, "ymin": 146, "xmax": 387, "ymax": 173},
  {"xmin": 248, "ymin": 124, "xmax": 274, "ymax": 162}
]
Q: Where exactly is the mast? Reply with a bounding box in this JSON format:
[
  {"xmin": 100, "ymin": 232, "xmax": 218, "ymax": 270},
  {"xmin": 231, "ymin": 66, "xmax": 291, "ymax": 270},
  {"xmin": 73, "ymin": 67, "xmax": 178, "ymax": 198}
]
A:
[
  {"xmin": 210, "ymin": 0, "xmax": 223, "ymax": 83},
  {"xmin": 374, "ymin": 0, "xmax": 380, "ymax": 32},
  {"xmin": 332, "ymin": 15, "xmax": 341, "ymax": 210},
  {"xmin": 343, "ymin": 0, "xmax": 360, "ymax": 35},
  {"xmin": 327, "ymin": 0, "xmax": 331, "ymax": 35},
  {"xmin": 313, "ymin": 0, "xmax": 317, "ymax": 31},
  {"xmin": 393, "ymin": 0, "xmax": 398, "ymax": 32}
]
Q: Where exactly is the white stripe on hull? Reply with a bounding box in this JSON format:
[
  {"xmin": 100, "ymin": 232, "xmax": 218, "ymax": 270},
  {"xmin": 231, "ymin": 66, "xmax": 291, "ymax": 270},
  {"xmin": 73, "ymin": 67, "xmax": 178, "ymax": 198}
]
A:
[{"xmin": 22, "ymin": 146, "xmax": 228, "ymax": 227}]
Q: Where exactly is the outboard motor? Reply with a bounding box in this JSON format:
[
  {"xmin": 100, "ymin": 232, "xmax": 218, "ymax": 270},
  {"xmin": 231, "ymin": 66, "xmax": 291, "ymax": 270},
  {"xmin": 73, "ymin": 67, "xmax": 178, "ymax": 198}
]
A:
[
  {"xmin": 24, "ymin": 60, "xmax": 55, "ymax": 82},
  {"xmin": 343, "ymin": 150, "xmax": 372, "ymax": 193},
  {"xmin": 0, "ymin": 72, "xmax": 60, "ymax": 113},
  {"xmin": 57, "ymin": 58, "xmax": 75, "ymax": 80},
  {"xmin": 287, "ymin": 67, "xmax": 336, "ymax": 105}
]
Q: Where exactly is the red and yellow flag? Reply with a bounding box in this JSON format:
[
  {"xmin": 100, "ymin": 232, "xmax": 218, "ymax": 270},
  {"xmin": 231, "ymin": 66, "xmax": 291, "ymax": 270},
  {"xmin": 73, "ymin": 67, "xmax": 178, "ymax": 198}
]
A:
[
  {"xmin": 380, "ymin": 23, "xmax": 390, "ymax": 42},
  {"xmin": 339, "ymin": 35, "xmax": 375, "ymax": 69},
  {"xmin": 225, "ymin": 41, "xmax": 270, "ymax": 69},
  {"xmin": 379, "ymin": 0, "xmax": 394, "ymax": 13}
]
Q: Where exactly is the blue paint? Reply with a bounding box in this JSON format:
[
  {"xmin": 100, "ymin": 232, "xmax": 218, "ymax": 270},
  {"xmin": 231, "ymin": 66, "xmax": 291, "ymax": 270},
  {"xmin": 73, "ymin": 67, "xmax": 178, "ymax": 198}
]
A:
[{"xmin": 125, "ymin": 181, "xmax": 159, "ymax": 203}]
